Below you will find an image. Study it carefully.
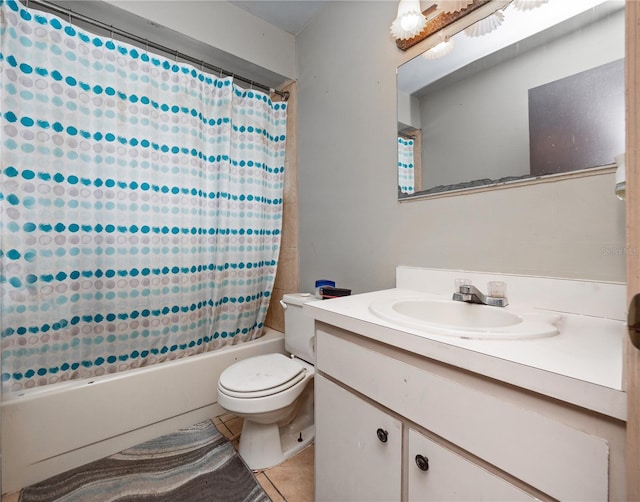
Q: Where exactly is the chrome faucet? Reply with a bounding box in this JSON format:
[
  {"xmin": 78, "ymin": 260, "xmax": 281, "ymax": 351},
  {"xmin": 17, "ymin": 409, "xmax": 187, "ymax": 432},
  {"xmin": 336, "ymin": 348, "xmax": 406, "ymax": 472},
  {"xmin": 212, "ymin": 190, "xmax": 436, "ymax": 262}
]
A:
[{"xmin": 453, "ymin": 283, "xmax": 509, "ymax": 307}]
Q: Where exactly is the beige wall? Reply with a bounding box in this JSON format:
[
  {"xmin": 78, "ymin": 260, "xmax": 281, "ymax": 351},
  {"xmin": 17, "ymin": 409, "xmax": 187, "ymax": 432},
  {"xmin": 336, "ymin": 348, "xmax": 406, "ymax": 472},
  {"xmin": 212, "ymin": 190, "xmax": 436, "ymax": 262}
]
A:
[
  {"xmin": 295, "ymin": 1, "xmax": 626, "ymax": 295},
  {"xmin": 266, "ymin": 81, "xmax": 299, "ymax": 332}
]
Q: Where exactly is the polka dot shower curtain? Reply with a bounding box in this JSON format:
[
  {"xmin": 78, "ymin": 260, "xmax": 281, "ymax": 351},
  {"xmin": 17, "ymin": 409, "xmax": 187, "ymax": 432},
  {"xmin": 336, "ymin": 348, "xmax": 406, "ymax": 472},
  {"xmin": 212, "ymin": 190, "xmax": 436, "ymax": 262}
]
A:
[
  {"xmin": 397, "ymin": 136, "xmax": 415, "ymax": 195},
  {"xmin": 0, "ymin": 0, "xmax": 287, "ymax": 392}
]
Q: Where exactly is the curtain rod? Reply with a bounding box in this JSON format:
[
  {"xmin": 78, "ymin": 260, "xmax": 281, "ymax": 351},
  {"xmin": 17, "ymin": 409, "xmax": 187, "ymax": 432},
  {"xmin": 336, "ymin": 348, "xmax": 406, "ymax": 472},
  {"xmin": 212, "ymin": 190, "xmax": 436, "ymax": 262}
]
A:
[{"xmin": 21, "ymin": 0, "xmax": 290, "ymax": 101}]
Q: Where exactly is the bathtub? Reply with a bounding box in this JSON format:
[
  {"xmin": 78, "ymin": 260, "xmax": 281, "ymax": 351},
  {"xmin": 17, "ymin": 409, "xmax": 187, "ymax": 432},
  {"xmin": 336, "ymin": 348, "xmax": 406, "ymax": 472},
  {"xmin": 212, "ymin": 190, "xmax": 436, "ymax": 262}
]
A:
[{"xmin": 1, "ymin": 328, "xmax": 285, "ymax": 494}]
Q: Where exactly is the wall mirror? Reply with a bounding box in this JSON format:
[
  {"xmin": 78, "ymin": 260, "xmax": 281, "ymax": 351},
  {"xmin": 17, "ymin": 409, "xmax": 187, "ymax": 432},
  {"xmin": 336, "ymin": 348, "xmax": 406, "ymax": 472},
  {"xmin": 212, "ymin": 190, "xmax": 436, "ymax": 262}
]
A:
[{"xmin": 397, "ymin": 0, "xmax": 625, "ymax": 199}]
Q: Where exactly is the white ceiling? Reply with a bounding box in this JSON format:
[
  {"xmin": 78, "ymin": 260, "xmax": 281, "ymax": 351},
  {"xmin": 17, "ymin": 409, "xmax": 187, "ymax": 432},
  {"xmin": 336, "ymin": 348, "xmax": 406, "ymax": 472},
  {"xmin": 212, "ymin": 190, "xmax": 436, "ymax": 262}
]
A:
[{"xmin": 228, "ymin": 1, "xmax": 328, "ymax": 35}]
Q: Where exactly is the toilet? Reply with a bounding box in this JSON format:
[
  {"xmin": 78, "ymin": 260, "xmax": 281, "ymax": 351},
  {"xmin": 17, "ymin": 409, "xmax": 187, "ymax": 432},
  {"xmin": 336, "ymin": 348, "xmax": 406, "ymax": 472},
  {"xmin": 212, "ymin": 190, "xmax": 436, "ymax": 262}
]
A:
[{"xmin": 217, "ymin": 293, "xmax": 316, "ymax": 470}]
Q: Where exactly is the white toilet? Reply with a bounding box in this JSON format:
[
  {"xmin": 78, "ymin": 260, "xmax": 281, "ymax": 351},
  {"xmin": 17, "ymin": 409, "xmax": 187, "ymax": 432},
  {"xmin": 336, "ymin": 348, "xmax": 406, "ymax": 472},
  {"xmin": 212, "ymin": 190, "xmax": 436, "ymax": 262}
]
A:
[{"xmin": 217, "ymin": 293, "xmax": 316, "ymax": 470}]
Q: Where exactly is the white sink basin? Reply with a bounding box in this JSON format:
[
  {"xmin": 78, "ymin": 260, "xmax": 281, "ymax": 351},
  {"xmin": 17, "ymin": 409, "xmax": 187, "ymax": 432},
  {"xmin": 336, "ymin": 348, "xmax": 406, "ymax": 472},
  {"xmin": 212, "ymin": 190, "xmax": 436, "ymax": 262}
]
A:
[{"xmin": 369, "ymin": 298, "xmax": 559, "ymax": 340}]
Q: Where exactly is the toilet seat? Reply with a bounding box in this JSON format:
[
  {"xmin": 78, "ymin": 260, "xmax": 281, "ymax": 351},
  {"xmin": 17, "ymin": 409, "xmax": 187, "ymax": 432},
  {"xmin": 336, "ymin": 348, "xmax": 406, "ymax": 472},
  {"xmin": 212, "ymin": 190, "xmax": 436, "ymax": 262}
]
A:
[{"xmin": 218, "ymin": 353, "xmax": 308, "ymax": 399}]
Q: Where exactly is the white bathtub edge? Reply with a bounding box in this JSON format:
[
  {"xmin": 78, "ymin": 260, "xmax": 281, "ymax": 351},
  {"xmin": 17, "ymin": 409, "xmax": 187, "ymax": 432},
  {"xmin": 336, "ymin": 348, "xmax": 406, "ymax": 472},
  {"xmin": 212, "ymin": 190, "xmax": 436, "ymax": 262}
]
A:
[{"xmin": 2, "ymin": 329, "xmax": 285, "ymax": 494}]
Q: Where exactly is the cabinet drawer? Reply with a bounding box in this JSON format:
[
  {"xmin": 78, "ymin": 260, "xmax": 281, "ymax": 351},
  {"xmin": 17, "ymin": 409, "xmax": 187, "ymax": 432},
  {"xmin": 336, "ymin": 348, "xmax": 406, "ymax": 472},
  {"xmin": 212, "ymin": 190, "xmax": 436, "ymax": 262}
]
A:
[
  {"xmin": 408, "ymin": 429, "xmax": 537, "ymax": 501},
  {"xmin": 316, "ymin": 328, "xmax": 609, "ymax": 501}
]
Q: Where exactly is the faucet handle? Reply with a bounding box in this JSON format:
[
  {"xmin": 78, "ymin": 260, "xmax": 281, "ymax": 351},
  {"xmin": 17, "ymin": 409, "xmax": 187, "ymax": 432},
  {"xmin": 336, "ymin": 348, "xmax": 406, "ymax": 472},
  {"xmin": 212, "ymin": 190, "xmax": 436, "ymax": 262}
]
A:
[
  {"xmin": 454, "ymin": 278, "xmax": 472, "ymax": 293},
  {"xmin": 487, "ymin": 281, "xmax": 507, "ymax": 298}
]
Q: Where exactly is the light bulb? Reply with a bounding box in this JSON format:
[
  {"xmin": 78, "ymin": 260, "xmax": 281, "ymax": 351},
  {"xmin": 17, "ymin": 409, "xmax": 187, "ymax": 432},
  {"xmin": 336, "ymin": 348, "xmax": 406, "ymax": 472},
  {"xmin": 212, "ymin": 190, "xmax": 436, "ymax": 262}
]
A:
[{"xmin": 401, "ymin": 13, "xmax": 423, "ymax": 32}]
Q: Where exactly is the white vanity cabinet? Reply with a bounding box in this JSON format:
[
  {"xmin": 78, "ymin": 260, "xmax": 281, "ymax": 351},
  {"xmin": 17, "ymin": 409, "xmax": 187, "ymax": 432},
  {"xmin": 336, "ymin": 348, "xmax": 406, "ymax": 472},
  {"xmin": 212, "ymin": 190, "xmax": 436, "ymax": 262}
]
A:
[
  {"xmin": 314, "ymin": 323, "xmax": 622, "ymax": 501},
  {"xmin": 315, "ymin": 374, "xmax": 402, "ymax": 501},
  {"xmin": 316, "ymin": 373, "xmax": 535, "ymax": 502}
]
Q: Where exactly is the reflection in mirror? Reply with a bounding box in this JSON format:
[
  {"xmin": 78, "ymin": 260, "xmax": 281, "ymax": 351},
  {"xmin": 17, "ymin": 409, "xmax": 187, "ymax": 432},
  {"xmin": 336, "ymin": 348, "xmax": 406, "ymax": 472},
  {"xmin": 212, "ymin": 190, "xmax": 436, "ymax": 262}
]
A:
[
  {"xmin": 397, "ymin": 0, "xmax": 625, "ymax": 199},
  {"xmin": 397, "ymin": 130, "xmax": 422, "ymax": 194}
]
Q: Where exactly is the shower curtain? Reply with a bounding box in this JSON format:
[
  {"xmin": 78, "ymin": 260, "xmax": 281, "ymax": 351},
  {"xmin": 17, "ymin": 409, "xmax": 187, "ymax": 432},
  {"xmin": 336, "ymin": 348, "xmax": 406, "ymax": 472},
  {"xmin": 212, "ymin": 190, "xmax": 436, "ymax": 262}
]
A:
[
  {"xmin": 398, "ymin": 136, "xmax": 415, "ymax": 194},
  {"xmin": 0, "ymin": 0, "xmax": 287, "ymax": 392}
]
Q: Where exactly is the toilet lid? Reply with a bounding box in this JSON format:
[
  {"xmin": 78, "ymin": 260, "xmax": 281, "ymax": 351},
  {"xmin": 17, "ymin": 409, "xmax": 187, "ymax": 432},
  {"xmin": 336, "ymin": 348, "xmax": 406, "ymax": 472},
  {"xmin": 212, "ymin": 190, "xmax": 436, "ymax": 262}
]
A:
[{"xmin": 219, "ymin": 353, "xmax": 306, "ymax": 397}]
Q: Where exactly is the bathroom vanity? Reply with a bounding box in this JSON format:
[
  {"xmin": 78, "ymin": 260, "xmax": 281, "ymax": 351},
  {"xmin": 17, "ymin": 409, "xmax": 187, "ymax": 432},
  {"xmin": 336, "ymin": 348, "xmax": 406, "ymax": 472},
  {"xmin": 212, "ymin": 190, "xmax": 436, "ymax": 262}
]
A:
[{"xmin": 306, "ymin": 267, "xmax": 626, "ymax": 501}]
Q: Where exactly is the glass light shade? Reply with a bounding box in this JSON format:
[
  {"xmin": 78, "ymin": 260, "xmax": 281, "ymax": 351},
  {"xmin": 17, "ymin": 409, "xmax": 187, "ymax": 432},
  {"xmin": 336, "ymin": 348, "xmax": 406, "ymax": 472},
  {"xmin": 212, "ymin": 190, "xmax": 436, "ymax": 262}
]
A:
[
  {"xmin": 390, "ymin": 0, "xmax": 427, "ymax": 40},
  {"xmin": 464, "ymin": 11, "xmax": 505, "ymax": 38},
  {"xmin": 435, "ymin": 0, "xmax": 473, "ymax": 14}
]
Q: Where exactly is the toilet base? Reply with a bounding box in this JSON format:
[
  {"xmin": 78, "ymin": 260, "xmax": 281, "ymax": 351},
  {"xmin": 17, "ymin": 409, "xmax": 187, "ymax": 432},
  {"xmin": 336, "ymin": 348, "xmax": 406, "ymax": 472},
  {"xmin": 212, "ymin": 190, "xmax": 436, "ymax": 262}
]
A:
[
  {"xmin": 237, "ymin": 383, "xmax": 315, "ymax": 470},
  {"xmin": 239, "ymin": 419, "xmax": 315, "ymax": 470}
]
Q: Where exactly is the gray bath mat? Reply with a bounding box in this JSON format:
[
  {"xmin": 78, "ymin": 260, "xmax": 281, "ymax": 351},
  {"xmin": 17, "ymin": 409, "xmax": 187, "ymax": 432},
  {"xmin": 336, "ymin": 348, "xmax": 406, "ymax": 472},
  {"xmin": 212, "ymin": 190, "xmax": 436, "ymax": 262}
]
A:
[{"xmin": 18, "ymin": 420, "xmax": 270, "ymax": 502}]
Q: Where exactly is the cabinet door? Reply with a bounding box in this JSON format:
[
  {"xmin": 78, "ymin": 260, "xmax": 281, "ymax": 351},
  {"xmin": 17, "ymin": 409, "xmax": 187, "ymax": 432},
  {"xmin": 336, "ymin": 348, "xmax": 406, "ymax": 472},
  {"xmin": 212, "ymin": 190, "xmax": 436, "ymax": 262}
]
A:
[
  {"xmin": 315, "ymin": 375, "xmax": 402, "ymax": 502},
  {"xmin": 408, "ymin": 429, "xmax": 537, "ymax": 501}
]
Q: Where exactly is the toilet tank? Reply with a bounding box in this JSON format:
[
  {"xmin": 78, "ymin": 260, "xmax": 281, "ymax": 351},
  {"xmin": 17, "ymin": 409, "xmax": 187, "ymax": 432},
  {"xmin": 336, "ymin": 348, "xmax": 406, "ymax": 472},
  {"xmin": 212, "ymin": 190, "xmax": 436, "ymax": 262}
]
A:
[{"xmin": 281, "ymin": 293, "xmax": 317, "ymax": 364}]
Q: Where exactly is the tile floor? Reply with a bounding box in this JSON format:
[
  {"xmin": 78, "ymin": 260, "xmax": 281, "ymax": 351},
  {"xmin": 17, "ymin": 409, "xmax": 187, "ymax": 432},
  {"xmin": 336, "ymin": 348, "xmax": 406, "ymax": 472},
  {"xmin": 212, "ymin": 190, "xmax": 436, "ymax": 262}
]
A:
[
  {"xmin": 213, "ymin": 412, "xmax": 315, "ymax": 502},
  {"xmin": 1, "ymin": 491, "xmax": 17, "ymax": 502},
  {"xmin": 2, "ymin": 412, "xmax": 314, "ymax": 502}
]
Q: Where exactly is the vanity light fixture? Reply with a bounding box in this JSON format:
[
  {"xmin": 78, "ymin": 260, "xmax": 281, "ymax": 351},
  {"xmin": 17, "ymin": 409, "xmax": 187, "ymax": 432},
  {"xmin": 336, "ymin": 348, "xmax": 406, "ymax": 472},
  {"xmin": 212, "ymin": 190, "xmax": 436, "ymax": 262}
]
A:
[
  {"xmin": 464, "ymin": 9, "xmax": 504, "ymax": 37},
  {"xmin": 394, "ymin": 0, "xmax": 491, "ymax": 50},
  {"xmin": 393, "ymin": 0, "xmax": 551, "ymax": 50},
  {"xmin": 390, "ymin": 0, "xmax": 428, "ymax": 40}
]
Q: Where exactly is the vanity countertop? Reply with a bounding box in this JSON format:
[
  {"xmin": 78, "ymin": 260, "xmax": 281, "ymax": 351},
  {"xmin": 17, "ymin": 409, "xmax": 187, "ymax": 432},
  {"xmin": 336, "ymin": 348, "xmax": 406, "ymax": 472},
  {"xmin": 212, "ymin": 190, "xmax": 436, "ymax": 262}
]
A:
[{"xmin": 304, "ymin": 288, "xmax": 626, "ymax": 421}]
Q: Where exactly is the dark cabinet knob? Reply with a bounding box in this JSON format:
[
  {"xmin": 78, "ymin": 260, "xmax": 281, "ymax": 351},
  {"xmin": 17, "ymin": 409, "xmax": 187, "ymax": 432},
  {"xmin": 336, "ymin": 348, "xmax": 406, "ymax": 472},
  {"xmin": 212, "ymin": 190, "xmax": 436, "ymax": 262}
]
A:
[
  {"xmin": 415, "ymin": 454, "xmax": 430, "ymax": 471},
  {"xmin": 376, "ymin": 428, "xmax": 388, "ymax": 443}
]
